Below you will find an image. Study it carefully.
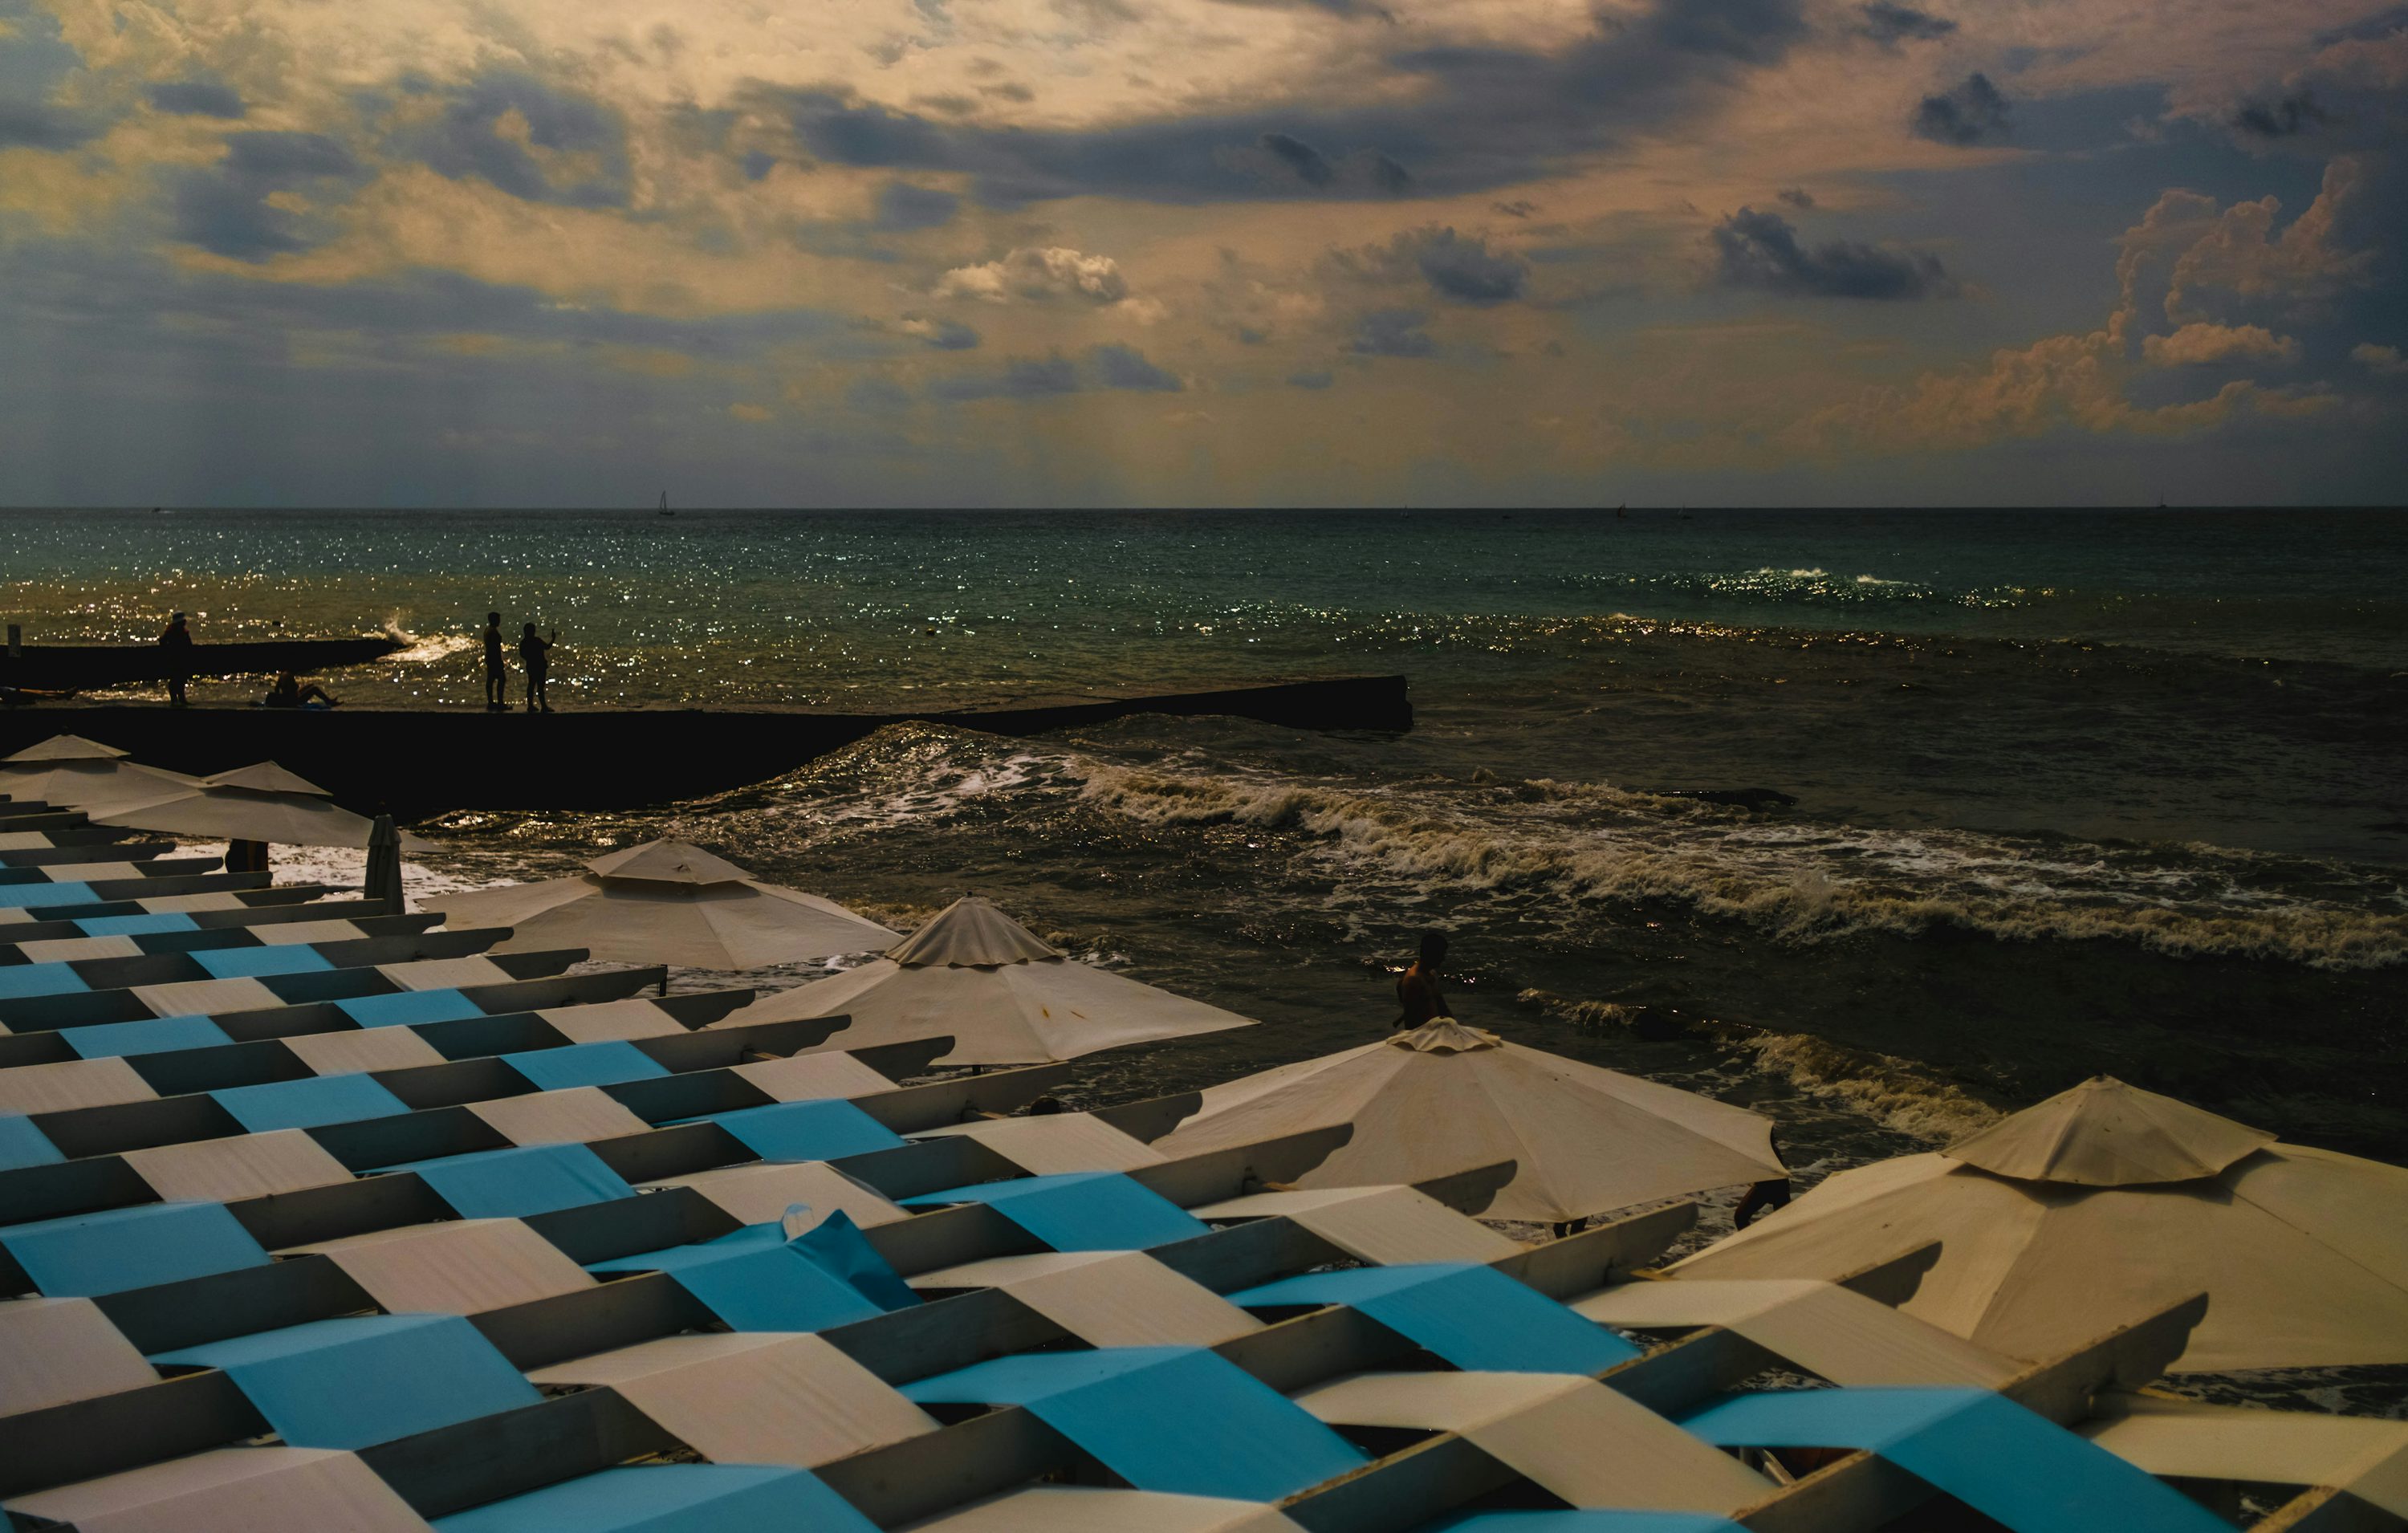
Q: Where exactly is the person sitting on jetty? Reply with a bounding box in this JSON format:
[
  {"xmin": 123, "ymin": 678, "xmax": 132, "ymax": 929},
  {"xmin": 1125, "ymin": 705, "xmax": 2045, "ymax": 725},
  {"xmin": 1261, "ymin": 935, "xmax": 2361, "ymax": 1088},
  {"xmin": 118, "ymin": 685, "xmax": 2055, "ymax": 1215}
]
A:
[
  {"xmin": 1395, "ymin": 931, "xmax": 1450, "ymax": 1029},
  {"xmin": 262, "ymin": 670, "xmax": 339, "ymax": 710},
  {"xmin": 482, "ymin": 612, "xmax": 507, "ymax": 711},
  {"xmin": 519, "ymin": 623, "xmax": 555, "ymax": 713},
  {"xmin": 159, "ymin": 612, "xmax": 193, "ymax": 707}
]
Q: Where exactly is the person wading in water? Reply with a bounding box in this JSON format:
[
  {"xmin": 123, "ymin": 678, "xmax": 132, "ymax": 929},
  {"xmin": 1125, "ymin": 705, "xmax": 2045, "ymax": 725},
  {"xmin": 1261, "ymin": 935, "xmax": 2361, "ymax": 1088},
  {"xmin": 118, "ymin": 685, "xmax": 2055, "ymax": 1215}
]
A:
[{"xmin": 1394, "ymin": 931, "xmax": 1450, "ymax": 1029}]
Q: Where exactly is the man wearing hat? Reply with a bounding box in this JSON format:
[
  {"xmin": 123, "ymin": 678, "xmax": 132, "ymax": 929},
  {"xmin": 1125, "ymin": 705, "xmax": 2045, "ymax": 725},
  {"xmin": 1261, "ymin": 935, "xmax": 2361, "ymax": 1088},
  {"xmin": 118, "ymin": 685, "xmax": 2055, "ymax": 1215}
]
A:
[{"xmin": 158, "ymin": 612, "xmax": 193, "ymax": 707}]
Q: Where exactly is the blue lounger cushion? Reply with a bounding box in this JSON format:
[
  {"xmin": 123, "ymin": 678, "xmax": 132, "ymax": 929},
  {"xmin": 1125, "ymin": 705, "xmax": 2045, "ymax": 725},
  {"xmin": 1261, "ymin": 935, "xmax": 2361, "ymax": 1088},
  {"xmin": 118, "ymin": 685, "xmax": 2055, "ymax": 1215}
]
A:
[
  {"xmin": 0, "ymin": 882, "xmax": 97, "ymax": 909},
  {"xmin": 904, "ymin": 1347, "xmax": 1367, "ymax": 1502},
  {"xmin": 1432, "ymin": 1518, "xmax": 1746, "ymax": 1531},
  {"xmin": 898, "ymin": 1171, "xmax": 1210, "ymax": 1252},
  {"xmin": 433, "ymin": 1465, "xmax": 878, "ymax": 1532},
  {"xmin": 337, "ymin": 988, "xmax": 485, "ymax": 1027},
  {"xmin": 1679, "ymin": 1388, "xmax": 2231, "ymax": 1533},
  {"xmin": 193, "ymin": 945, "xmax": 336, "ymax": 978},
  {"xmin": 76, "ymin": 913, "xmax": 201, "ymax": 937},
  {"xmin": 696, "ymin": 1099, "xmax": 906, "ymax": 1163},
  {"xmin": 0, "ymin": 1112, "xmax": 64, "ymax": 1171},
  {"xmin": 588, "ymin": 1213, "xmax": 914, "ymax": 1332},
  {"xmin": 395, "ymin": 1142, "xmax": 637, "ymax": 1218},
  {"xmin": 0, "ymin": 962, "xmax": 89, "ymax": 999},
  {"xmin": 60, "ymin": 1014, "xmax": 234, "ymax": 1059},
  {"xmin": 154, "ymin": 1314, "xmax": 539, "ymax": 1450},
  {"xmin": 213, "ymin": 1072, "xmax": 412, "ymax": 1132},
  {"xmin": 1228, "ymin": 1263, "xmax": 1638, "ymax": 1376},
  {"xmin": 1, "ymin": 1201, "xmax": 270, "ymax": 1296},
  {"xmin": 502, "ymin": 1039, "xmax": 670, "ymax": 1091}
]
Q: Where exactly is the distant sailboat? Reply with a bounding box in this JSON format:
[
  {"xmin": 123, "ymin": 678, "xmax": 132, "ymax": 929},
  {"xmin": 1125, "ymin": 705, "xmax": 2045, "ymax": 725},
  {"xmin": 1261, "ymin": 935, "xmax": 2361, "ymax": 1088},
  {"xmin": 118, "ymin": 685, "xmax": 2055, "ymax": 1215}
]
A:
[{"xmin": 658, "ymin": 491, "xmax": 673, "ymax": 517}]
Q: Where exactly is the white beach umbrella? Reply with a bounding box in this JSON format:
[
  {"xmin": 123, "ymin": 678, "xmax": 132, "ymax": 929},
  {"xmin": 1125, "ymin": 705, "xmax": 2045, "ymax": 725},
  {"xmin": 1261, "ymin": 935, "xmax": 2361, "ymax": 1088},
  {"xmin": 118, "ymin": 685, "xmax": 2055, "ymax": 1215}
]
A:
[
  {"xmin": 718, "ymin": 895, "xmax": 1255, "ymax": 1065},
  {"xmin": 1152, "ymin": 1017, "xmax": 1784, "ymax": 1224},
  {"xmin": 1670, "ymin": 1076, "xmax": 2408, "ymax": 1372},
  {"xmin": 0, "ymin": 735, "xmax": 201, "ymax": 812},
  {"xmin": 425, "ymin": 839, "xmax": 897, "ymax": 967},
  {"xmin": 93, "ymin": 761, "xmax": 420, "ymax": 849}
]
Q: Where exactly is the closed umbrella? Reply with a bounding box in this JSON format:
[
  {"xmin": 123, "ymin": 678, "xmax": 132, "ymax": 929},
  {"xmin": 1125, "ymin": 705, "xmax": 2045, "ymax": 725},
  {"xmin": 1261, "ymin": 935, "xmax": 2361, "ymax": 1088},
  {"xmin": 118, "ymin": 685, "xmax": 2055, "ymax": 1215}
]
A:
[
  {"xmin": 425, "ymin": 840, "xmax": 897, "ymax": 968},
  {"xmin": 1670, "ymin": 1076, "xmax": 2408, "ymax": 1372},
  {"xmin": 364, "ymin": 815, "xmax": 404, "ymax": 912},
  {"xmin": 718, "ymin": 895, "xmax": 1255, "ymax": 1066},
  {"xmin": 1153, "ymin": 1017, "xmax": 1784, "ymax": 1224},
  {"xmin": 0, "ymin": 735, "xmax": 201, "ymax": 812}
]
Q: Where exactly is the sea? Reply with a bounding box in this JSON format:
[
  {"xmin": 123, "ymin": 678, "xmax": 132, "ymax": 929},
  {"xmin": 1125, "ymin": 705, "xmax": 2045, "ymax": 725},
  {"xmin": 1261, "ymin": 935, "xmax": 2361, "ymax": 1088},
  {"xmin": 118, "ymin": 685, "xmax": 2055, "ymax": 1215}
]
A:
[{"xmin": 6, "ymin": 508, "xmax": 2406, "ymax": 1337}]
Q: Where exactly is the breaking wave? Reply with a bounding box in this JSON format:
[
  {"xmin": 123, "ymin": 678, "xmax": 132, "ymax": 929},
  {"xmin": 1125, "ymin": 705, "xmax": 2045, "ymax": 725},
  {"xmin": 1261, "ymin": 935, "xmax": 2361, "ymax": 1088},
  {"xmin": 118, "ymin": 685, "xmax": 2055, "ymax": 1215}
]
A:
[
  {"xmin": 1075, "ymin": 760, "xmax": 2407, "ymax": 970},
  {"xmin": 1739, "ymin": 1031, "xmax": 2003, "ymax": 1145}
]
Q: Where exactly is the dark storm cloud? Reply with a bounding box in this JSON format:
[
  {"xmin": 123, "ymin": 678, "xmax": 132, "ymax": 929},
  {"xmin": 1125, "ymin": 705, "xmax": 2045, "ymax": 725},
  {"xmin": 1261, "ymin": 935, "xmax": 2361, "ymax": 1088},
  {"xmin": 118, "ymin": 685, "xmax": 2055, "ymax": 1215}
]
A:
[
  {"xmin": 875, "ymin": 181, "xmax": 962, "ymax": 229},
  {"xmin": 0, "ymin": 1, "xmax": 102, "ymax": 148},
  {"xmin": 1092, "ymin": 344, "xmax": 1182, "ymax": 390},
  {"xmin": 1710, "ymin": 207, "xmax": 1955, "ymax": 299},
  {"xmin": 148, "ymin": 80, "xmax": 246, "ymax": 119},
  {"xmin": 1777, "ymin": 186, "xmax": 1815, "ymax": 209},
  {"xmin": 1259, "ymin": 132, "xmax": 1334, "ymax": 185},
  {"xmin": 1858, "ymin": 2, "xmax": 1957, "ymax": 47},
  {"xmin": 1351, "ymin": 307, "xmax": 1436, "ymax": 356},
  {"xmin": 169, "ymin": 132, "xmax": 365, "ymax": 262},
  {"xmin": 1912, "ymin": 72, "xmax": 2011, "ymax": 146},
  {"xmin": 759, "ymin": 0, "xmax": 1808, "ymax": 206},
  {"xmin": 741, "ymin": 150, "xmax": 779, "ymax": 181},
  {"xmin": 399, "ymin": 71, "xmax": 632, "ymax": 207},
  {"xmin": 2231, "ymin": 92, "xmax": 2327, "ymax": 139},
  {"xmin": 1287, "ymin": 369, "xmax": 1336, "ymax": 388}
]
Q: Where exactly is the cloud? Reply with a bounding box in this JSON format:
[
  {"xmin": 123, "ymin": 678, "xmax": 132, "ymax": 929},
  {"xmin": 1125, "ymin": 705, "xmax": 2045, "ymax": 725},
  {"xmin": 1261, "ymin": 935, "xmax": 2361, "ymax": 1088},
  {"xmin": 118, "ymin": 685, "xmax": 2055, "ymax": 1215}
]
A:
[
  {"xmin": 1858, "ymin": 2, "xmax": 1957, "ymax": 47},
  {"xmin": 2156, "ymin": 159, "xmax": 2377, "ymax": 322},
  {"xmin": 1409, "ymin": 227, "xmax": 1529, "ymax": 303},
  {"xmin": 147, "ymin": 81, "xmax": 246, "ymax": 120},
  {"xmin": 399, "ymin": 71, "xmax": 632, "ymax": 209},
  {"xmin": 1777, "ymin": 187, "xmax": 1816, "ymax": 209},
  {"xmin": 1092, "ymin": 344, "xmax": 1182, "ymax": 390},
  {"xmin": 1493, "ymin": 199, "xmax": 1538, "ymax": 218},
  {"xmin": 169, "ymin": 132, "xmax": 367, "ymax": 262},
  {"xmin": 0, "ymin": 100, "xmax": 99, "ymax": 150},
  {"xmin": 1331, "ymin": 226, "xmax": 1529, "ymax": 304},
  {"xmin": 2354, "ymin": 342, "xmax": 2408, "ymax": 375},
  {"xmin": 728, "ymin": 403, "xmax": 773, "ymax": 421},
  {"xmin": 875, "ymin": 181, "xmax": 962, "ymax": 230},
  {"xmin": 1710, "ymin": 208, "xmax": 1956, "ymax": 299},
  {"xmin": 1351, "ymin": 307, "xmax": 1435, "ymax": 356},
  {"xmin": 1912, "ymin": 73, "xmax": 2011, "ymax": 146},
  {"xmin": 1259, "ymin": 132, "xmax": 1334, "ymax": 186},
  {"xmin": 900, "ymin": 314, "xmax": 983, "ymax": 349},
  {"xmin": 934, "ymin": 246, "xmax": 1129, "ymax": 303},
  {"xmin": 928, "ymin": 344, "xmax": 1182, "ymax": 400},
  {"xmin": 1287, "ymin": 369, "xmax": 1336, "ymax": 388},
  {"xmin": 2231, "ymin": 92, "xmax": 2327, "ymax": 140},
  {"xmin": 2141, "ymin": 323, "xmax": 2301, "ymax": 366}
]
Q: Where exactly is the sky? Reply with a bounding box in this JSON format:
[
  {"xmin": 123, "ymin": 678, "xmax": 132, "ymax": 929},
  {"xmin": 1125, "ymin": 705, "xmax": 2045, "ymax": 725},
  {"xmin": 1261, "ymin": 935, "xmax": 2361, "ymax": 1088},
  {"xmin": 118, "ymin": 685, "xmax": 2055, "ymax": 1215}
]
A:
[{"xmin": 1, "ymin": 0, "xmax": 2404, "ymax": 506}]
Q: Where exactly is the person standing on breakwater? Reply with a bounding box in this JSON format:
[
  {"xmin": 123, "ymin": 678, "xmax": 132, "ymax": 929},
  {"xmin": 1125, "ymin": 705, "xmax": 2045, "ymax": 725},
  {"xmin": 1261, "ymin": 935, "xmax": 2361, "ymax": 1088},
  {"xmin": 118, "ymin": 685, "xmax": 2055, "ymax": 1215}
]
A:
[
  {"xmin": 482, "ymin": 612, "xmax": 507, "ymax": 711},
  {"xmin": 158, "ymin": 612, "xmax": 193, "ymax": 707},
  {"xmin": 1394, "ymin": 931, "xmax": 1450, "ymax": 1028},
  {"xmin": 519, "ymin": 623, "xmax": 555, "ymax": 713}
]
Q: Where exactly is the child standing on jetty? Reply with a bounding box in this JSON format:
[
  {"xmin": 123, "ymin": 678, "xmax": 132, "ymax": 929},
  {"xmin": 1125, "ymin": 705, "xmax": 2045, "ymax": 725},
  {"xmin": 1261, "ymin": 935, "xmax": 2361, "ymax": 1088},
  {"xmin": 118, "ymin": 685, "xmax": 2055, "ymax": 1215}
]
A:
[{"xmin": 519, "ymin": 624, "xmax": 555, "ymax": 713}]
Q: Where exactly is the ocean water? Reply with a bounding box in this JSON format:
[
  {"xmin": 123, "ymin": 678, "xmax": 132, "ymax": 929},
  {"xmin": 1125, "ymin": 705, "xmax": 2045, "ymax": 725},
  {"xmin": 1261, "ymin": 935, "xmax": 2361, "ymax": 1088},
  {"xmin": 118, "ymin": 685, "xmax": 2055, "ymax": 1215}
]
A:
[{"xmin": 6, "ymin": 508, "xmax": 2406, "ymax": 1198}]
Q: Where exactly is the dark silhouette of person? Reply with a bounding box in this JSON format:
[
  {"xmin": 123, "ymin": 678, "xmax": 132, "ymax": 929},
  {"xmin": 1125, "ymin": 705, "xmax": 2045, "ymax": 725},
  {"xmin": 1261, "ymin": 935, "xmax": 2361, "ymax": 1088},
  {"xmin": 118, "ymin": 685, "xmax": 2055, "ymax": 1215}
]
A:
[
  {"xmin": 1394, "ymin": 931, "xmax": 1449, "ymax": 1029},
  {"xmin": 262, "ymin": 670, "xmax": 337, "ymax": 709},
  {"xmin": 519, "ymin": 624, "xmax": 554, "ymax": 713},
  {"xmin": 482, "ymin": 612, "xmax": 507, "ymax": 710},
  {"xmin": 159, "ymin": 612, "xmax": 193, "ymax": 707}
]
